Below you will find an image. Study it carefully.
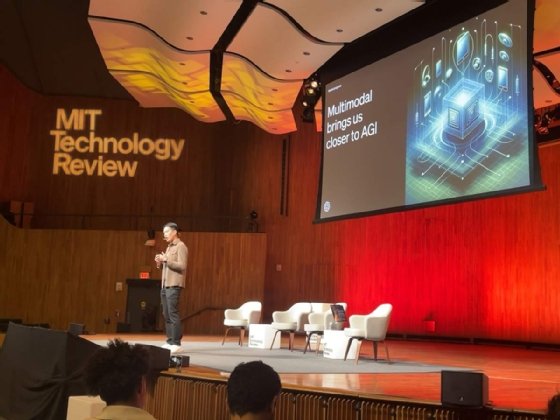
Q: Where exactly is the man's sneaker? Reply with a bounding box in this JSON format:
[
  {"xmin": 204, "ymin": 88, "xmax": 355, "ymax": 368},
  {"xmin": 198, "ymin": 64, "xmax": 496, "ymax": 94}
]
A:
[
  {"xmin": 161, "ymin": 343, "xmax": 172, "ymax": 350},
  {"xmin": 169, "ymin": 344, "xmax": 182, "ymax": 354}
]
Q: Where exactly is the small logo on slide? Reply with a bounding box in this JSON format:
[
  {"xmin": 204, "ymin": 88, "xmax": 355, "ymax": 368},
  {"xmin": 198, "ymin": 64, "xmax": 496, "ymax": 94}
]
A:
[{"xmin": 323, "ymin": 201, "xmax": 331, "ymax": 212}]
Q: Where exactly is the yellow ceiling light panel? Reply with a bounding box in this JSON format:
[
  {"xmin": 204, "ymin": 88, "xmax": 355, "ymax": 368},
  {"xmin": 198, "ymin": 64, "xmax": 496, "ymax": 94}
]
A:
[
  {"xmin": 90, "ymin": 19, "xmax": 211, "ymax": 92},
  {"xmin": 224, "ymin": 92, "xmax": 296, "ymax": 134},
  {"xmin": 106, "ymin": 48, "xmax": 208, "ymax": 93},
  {"xmin": 89, "ymin": 17, "xmax": 225, "ymax": 122},
  {"xmin": 221, "ymin": 54, "xmax": 301, "ymax": 111},
  {"xmin": 114, "ymin": 73, "xmax": 224, "ymax": 122}
]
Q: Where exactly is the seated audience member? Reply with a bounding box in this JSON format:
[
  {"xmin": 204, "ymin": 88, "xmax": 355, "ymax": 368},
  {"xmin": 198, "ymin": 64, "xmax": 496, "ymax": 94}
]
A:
[
  {"xmin": 547, "ymin": 393, "xmax": 560, "ymax": 420},
  {"xmin": 84, "ymin": 338, "xmax": 156, "ymax": 420},
  {"xmin": 227, "ymin": 361, "xmax": 281, "ymax": 420}
]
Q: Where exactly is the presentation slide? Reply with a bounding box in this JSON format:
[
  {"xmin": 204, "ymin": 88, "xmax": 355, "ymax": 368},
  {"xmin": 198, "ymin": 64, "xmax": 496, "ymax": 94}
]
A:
[{"xmin": 318, "ymin": 0, "xmax": 535, "ymax": 221}]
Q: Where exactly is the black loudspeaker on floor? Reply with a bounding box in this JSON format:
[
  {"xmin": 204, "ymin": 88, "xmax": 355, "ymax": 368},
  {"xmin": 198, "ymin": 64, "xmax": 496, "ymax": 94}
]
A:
[{"xmin": 441, "ymin": 370, "xmax": 489, "ymax": 408}]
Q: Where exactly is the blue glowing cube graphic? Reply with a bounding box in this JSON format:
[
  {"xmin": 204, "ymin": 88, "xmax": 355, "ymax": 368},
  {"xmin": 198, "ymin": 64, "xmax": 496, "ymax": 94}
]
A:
[{"xmin": 443, "ymin": 78, "xmax": 484, "ymax": 141}]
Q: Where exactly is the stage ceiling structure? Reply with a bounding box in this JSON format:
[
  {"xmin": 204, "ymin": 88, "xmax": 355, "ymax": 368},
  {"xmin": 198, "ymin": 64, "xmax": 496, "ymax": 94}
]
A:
[{"xmin": 0, "ymin": 0, "xmax": 558, "ymax": 134}]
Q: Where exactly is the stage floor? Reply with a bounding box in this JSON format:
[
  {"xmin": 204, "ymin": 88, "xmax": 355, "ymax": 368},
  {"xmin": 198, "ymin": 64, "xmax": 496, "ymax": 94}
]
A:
[{"xmin": 87, "ymin": 333, "xmax": 560, "ymax": 414}]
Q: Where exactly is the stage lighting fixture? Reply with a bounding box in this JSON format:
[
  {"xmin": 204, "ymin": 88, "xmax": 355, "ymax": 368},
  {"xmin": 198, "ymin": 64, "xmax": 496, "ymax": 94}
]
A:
[
  {"xmin": 301, "ymin": 75, "xmax": 321, "ymax": 123},
  {"xmin": 302, "ymin": 107, "xmax": 315, "ymax": 123}
]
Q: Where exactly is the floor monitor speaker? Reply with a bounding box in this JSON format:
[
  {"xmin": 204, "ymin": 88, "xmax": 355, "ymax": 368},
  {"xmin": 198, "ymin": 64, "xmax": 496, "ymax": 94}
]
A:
[{"xmin": 441, "ymin": 370, "xmax": 489, "ymax": 407}]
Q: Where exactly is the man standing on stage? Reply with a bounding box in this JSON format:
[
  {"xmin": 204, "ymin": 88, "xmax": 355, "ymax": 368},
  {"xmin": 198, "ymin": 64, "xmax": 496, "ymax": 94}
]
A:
[{"xmin": 155, "ymin": 222, "xmax": 188, "ymax": 354}]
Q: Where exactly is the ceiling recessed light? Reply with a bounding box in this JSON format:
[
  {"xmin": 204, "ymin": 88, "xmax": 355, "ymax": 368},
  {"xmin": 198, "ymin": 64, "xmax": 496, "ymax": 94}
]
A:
[
  {"xmin": 272, "ymin": 88, "xmax": 278, "ymax": 92},
  {"xmin": 186, "ymin": 36, "xmax": 194, "ymax": 40},
  {"xmin": 545, "ymin": 99, "xmax": 553, "ymax": 103},
  {"xmin": 375, "ymin": 8, "xmax": 383, "ymax": 12},
  {"xmin": 200, "ymin": 10, "xmax": 207, "ymax": 15},
  {"xmin": 336, "ymin": 28, "xmax": 343, "ymax": 33},
  {"xmin": 285, "ymin": 69, "xmax": 292, "ymax": 73},
  {"xmin": 303, "ymin": 51, "xmax": 310, "ymax": 56},
  {"xmin": 268, "ymin": 102, "xmax": 273, "ymax": 106}
]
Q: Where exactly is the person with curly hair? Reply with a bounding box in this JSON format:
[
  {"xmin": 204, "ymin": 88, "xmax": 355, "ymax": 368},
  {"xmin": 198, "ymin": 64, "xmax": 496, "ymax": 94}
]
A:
[
  {"xmin": 227, "ymin": 360, "xmax": 281, "ymax": 419},
  {"xmin": 84, "ymin": 339, "xmax": 156, "ymax": 419},
  {"xmin": 547, "ymin": 393, "xmax": 560, "ymax": 420}
]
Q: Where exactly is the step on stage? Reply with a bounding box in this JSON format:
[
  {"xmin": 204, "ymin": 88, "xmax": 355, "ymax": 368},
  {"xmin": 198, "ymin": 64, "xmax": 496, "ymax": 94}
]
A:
[{"xmin": 87, "ymin": 334, "xmax": 559, "ymax": 419}]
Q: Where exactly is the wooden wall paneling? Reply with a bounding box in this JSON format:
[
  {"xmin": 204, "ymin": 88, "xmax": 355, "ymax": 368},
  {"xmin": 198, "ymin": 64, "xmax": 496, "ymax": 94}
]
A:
[
  {"xmin": 275, "ymin": 392, "xmax": 296, "ymax": 420},
  {"xmin": 146, "ymin": 376, "xmax": 176, "ymax": 419},
  {"xmin": 299, "ymin": 393, "xmax": 323, "ymax": 419},
  {"xmin": 146, "ymin": 374, "xmax": 546, "ymax": 420},
  {"xmin": 0, "ymin": 67, "xmax": 35, "ymax": 204},
  {"xmin": 324, "ymin": 397, "xmax": 356, "ymax": 420},
  {"xmin": 180, "ymin": 232, "xmax": 267, "ymax": 335},
  {"xmin": 0, "ymin": 219, "xmax": 266, "ymax": 335},
  {"xmin": 0, "ymin": 220, "xmax": 143, "ymax": 332},
  {"xmin": 213, "ymin": 382, "xmax": 229, "ymax": 420},
  {"xmin": 361, "ymin": 401, "xmax": 393, "ymax": 419}
]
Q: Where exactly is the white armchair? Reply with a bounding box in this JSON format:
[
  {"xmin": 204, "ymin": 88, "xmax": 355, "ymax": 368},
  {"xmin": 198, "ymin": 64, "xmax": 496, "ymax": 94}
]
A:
[
  {"xmin": 303, "ymin": 302, "xmax": 347, "ymax": 354},
  {"xmin": 343, "ymin": 303, "xmax": 392, "ymax": 364},
  {"xmin": 222, "ymin": 301, "xmax": 262, "ymax": 346},
  {"xmin": 270, "ymin": 302, "xmax": 312, "ymax": 350}
]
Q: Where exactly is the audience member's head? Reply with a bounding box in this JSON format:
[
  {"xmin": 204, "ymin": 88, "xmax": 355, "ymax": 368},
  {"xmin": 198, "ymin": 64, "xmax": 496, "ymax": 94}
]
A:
[
  {"xmin": 547, "ymin": 393, "xmax": 560, "ymax": 420},
  {"xmin": 227, "ymin": 361, "xmax": 281, "ymax": 419},
  {"xmin": 84, "ymin": 338, "xmax": 151, "ymax": 407}
]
